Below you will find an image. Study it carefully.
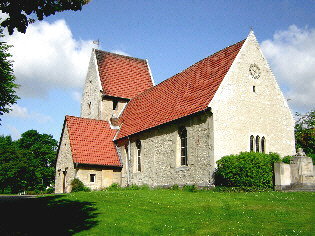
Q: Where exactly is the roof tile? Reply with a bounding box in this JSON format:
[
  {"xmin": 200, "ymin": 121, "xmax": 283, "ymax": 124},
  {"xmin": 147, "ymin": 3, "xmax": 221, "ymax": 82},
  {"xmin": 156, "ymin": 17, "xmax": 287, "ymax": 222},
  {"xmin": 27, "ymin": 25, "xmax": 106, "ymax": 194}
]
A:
[
  {"xmin": 116, "ymin": 40, "xmax": 245, "ymax": 140},
  {"xmin": 66, "ymin": 116, "xmax": 121, "ymax": 167},
  {"xmin": 95, "ymin": 50, "xmax": 153, "ymax": 99}
]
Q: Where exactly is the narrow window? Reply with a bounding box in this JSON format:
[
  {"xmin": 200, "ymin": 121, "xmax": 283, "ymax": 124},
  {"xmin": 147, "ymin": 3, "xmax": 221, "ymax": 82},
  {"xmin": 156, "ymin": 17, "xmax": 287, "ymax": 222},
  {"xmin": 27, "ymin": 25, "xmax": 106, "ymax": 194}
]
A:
[
  {"xmin": 136, "ymin": 139, "xmax": 141, "ymax": 172},
  {"xmin": 261, "ymin": 137, "xmax": 265, "ymax": 153},
  {"xmin": 90, "ymin": 174, "xmax": 96, "ymax": 183},
  {"xmin": 113, "ymin": 99, "xmax": 118, "ymax": 110},
  {"xmin": 250, "ymin": 135, "xmax": 254, "ymax": 152},
  {"xmin": 179, "ymin": 127, "xmax": 188, "ymax": 166},
  {"xmin": 256, "ymin": 136, "xmax": 260, "ymax": 153}
]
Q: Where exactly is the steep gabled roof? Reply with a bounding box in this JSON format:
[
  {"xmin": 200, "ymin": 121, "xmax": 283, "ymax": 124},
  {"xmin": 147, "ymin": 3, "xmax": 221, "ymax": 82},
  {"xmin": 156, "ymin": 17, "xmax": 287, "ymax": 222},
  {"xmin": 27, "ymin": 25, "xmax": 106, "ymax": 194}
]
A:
[
  {"xmin": 116, "ymin": 39, "xmax": 245, "ymax": 140},
  {"xmin": 95, "ymin": 50, "xmax": 154, "ymax": 99},
  {"xmin": 65, "ymin": 115, "xmax": 121, "ymax": 167}
]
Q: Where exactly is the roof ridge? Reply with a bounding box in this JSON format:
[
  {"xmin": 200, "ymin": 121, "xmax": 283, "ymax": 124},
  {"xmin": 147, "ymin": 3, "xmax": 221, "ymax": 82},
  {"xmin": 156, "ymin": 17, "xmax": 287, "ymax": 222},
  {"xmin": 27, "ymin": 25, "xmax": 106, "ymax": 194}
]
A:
[
  {"xmin": 66, "ymin": 115, "xmax": 108, "ymax": 122},
  {"xmin": 94, "ymin": 49, "xmax": 147, "ymax": 63}
]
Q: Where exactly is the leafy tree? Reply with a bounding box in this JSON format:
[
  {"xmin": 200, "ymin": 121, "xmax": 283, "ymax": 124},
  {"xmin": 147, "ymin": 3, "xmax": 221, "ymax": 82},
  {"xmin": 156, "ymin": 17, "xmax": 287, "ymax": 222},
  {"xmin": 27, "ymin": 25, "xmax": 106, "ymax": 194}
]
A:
[
  {"xmin": 17, "ymin": 130, "xmax": 58, "ymax": 191},
  {"xmin": 0, "ymin": 28, "xmax": 19, "ymax": 123},
  {"xmin": 0, "ymin": 0, "xmax": 90, "ymax": 35},
  {"xmin": 0, "ymin": 130, "xmax": 58, "ymax": 193},
  {"xmin": 295, "ymin": 109, "xmax": 315, "ymax": 156}
]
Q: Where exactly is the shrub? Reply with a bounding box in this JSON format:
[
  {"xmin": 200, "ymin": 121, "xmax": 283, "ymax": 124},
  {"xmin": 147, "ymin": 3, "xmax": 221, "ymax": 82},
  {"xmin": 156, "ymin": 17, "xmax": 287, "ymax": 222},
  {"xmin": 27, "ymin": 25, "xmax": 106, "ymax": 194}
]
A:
[
  {"xmin": 182, "ymin": 184, "xmax": 197, "ymax": 192},
  {"xmin": 106, "ymin": 183, "xmax": 120, "ymax": 191},
  {"xmin": 46, "ymin": 186, "xmax": 55, "ymax": 194},
  {"xmin": 71, "ymin": 178, "xmax": 90, "ymax": 192},
  {"xmin": 215, "ymin": 152, "xmax": 280, "ymax": 190},
  {"xmin": 170, "ymin": 184, "xmax": 179, "ymax": 190},
  {"xmin": 282, "ymin": 156, "xmax": 291, "ymax": 164}
]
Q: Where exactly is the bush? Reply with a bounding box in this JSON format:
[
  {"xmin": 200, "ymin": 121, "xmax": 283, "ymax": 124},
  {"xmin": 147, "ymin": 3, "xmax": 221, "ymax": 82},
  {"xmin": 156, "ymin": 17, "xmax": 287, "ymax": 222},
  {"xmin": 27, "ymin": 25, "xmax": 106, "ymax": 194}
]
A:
[
  {"xmin": 170, "ymin": 184, "xmax": 179, "ymax": 190},
  {"xmin": 213, "ymin": 186, "xmax": 271, "ymax": 192},
  {"xmin": 46, "ymin": 186, "xmax": 55, "ymax": 194},
  {"xmin": 71, "ymin": 178, "xmax": 90, "ymax": 192},
  {"xmin": 106, "ymin": 183, "xmax": 120, "ymax": 191},
  {"xmin": 183, "ymin": 184, "xmax": 197, "ymax": 192},
  {"xmin": 215, "ymin": 152, "xmax": 280, "ymax": 190},
  {"xmin": 282, "ymin": 156, "xmax": 291, "ymax": 164}
]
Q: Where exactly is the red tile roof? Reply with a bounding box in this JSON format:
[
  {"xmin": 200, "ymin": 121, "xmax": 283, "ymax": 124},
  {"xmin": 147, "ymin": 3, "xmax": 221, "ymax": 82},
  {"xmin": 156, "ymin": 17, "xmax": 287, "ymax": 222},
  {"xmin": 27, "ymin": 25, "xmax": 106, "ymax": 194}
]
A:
[
  {"xmin": 95, "ymin": 50, "xmax": 154, "ymax": 99},
  {"xmin": 65, "ymin": 116, "xmax": 121, "ymax": 167},
  {"xmin": 116, "ymin": 40, "xmax": 245, "ymax": 140}
]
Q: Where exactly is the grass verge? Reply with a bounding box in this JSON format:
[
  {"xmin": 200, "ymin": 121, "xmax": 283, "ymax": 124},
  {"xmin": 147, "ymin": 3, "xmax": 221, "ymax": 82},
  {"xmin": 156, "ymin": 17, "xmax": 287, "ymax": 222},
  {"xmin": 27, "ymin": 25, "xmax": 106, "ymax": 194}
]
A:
[{"xmin": 1, "ymin": 189, "xmax": 314, "ymax": 235}]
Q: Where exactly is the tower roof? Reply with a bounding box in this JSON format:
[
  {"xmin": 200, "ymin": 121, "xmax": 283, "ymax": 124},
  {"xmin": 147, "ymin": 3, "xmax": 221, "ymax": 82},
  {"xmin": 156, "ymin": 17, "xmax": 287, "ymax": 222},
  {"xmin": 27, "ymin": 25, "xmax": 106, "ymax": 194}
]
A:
[{"xmin": 95, "ymin": 50, "xmax": 154, "ymax": 99}]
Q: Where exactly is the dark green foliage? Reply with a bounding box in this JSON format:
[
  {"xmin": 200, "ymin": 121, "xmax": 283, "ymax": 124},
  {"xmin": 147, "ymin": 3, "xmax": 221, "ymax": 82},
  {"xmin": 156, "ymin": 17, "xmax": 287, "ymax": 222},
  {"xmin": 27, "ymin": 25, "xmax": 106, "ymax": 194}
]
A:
[
  {"xmin": 295, "ymin": 109, "xmax": 315, "ymax": 156},
  {"xmin": 215, "ymin": 152, "xmax": 280, "ymax": 190},
  {"xmin": 71, "ymin": 178, "xmax": 90, "ymax": 192},
  {"xmin": 309, "ymin": 153, "xmax": 315, "ymax": 164},
  {"xmin": 182, "ymin": 184, "xmax": 197, "ymax": 192},
  {"xmin": 0, "ymin": 28, "xmax": 19, "ymax": 122},
  {"xmin": 0, "ymin": 0, "xmax": 90, "ymax": 34},
  {"xmin": 213, "ymin": 186, "xmax": 272, "ymax": 192},
  {"xmin": 282, "ymin": 156, "xmax": 291, "ymax": 164},
  {"xmin": 106, "ymin": 183, "xmax": 120, "ymax": 191},
  {"xmin": 170, "ymin": 184, "xmax": 179, "ymax": 190},
  {"xmin": 0, "ymin": 130, "xmax": 58, "ymax": 193}
]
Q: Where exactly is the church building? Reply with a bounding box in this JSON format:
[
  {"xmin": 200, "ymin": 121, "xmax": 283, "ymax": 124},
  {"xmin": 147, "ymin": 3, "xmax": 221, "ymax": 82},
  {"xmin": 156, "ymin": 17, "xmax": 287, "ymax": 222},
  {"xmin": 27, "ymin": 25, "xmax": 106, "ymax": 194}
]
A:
[{"xmin": 55, "ymin": 31, "xmax": 295, "ymax": 193}]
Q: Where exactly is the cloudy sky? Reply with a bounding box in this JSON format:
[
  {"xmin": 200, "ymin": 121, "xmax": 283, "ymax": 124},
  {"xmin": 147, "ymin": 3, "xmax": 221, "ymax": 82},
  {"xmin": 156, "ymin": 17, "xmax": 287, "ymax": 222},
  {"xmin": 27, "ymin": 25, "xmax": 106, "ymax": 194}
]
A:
[{"xmin": 1, "ymin": 0, "xmax": 314, "ymax": 141}]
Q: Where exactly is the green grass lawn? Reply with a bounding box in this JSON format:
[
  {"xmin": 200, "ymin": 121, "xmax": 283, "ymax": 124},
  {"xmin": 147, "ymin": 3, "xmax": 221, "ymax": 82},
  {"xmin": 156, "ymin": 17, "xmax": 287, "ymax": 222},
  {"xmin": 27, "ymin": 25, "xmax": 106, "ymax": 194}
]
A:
[{"xmin": 1, "ymin": 189, "xmax": 314, "ymax": 235}]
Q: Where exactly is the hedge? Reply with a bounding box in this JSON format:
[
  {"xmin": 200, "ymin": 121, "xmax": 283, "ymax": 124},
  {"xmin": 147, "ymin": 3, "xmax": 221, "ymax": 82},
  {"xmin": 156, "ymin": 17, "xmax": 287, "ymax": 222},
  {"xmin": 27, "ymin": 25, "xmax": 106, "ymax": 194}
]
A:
[{"xmin": 215, "ymin": 152, "xmax": 280, "ymax": 189}]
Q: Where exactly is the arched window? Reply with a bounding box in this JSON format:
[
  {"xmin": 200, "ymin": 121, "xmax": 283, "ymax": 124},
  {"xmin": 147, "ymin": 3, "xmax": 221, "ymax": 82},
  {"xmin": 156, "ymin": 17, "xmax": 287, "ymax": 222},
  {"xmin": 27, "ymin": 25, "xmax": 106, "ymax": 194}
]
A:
[
  {"xmin": 179, "ymin": 127, "xmax": 188, "ymax": 166},
  {"xmin": 136, "ymin": 139, "xmax": 141, "ymax": 172},
  {"xmin": 250, "ymin": 135, "xmax": 254, "ymax": 152},
  {"xmin": 256, "ymin": 136, "xmax": 260, "ymax": 153},
  {"xmin": 261, "ymin": 137, "xmax": 265, "ymax": 153}
]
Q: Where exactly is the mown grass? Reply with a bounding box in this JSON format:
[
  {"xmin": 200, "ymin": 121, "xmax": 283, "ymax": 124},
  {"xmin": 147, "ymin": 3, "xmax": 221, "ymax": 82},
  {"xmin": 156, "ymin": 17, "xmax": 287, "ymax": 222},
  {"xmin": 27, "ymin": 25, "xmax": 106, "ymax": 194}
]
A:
[
  {"xmin": 0, "ymin": 189, "xmax": 313, "ymax": 235},
  {"xmin": 64, "ymin": 189, "xmax": 314, "ymax": 235}
]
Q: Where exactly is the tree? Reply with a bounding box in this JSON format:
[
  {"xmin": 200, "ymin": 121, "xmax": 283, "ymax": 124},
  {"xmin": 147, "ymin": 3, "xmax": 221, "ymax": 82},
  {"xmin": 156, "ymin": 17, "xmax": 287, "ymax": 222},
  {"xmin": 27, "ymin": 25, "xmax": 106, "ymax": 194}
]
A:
[
  {"xmin": 295, "ymin": 109, "xmax": 315, "ymax": 156},
  {"xmin": 0, "ymin": 28, "xmax": 19, "ymax": 123},
  {"xmin": 0, "ymin": 0, "xmax": 90, "ymax": 35},
  {"xmin": 17, "ymin": 130, "xmax": 58, "ymax": 191},
  {"xmin": 0, "ymin": 130, "xmax": 58, "ymax": 193}
]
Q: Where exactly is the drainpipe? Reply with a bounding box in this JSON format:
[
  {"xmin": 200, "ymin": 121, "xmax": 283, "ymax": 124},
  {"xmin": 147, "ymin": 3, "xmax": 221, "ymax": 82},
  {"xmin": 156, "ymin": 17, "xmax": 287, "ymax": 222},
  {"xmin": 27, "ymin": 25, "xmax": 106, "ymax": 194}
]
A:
[{"xmin": 127, "ymin": 137, "xmax": 131, "ymax": 186}]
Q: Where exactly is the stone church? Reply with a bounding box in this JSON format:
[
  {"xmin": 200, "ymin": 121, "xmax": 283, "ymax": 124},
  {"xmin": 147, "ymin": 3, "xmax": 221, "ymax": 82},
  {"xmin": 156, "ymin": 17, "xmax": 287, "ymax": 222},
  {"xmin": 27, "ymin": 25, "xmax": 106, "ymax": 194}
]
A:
[{"xmin": 55, "ymin": 31, "xmax": 295, "ymax": 193}]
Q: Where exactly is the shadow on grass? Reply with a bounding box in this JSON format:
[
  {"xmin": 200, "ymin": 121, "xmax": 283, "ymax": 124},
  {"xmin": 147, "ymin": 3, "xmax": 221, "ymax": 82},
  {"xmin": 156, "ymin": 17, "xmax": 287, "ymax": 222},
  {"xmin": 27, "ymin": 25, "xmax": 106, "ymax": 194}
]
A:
[{"xmin": 0, "ymin": 195, "xmax": 98, "ymax": 235}]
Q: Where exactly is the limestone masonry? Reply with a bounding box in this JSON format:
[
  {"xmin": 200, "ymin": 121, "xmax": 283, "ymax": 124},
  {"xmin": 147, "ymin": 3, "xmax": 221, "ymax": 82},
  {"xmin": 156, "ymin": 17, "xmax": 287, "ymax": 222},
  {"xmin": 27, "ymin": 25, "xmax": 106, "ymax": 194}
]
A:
[{"xmin": 55, "ymin": 31, "xmax": 296, "ymax": 193}]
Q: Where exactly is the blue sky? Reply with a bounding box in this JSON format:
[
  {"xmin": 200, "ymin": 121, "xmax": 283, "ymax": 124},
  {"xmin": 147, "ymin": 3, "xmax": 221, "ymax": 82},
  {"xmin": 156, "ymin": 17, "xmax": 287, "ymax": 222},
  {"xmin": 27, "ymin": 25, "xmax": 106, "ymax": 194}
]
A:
[{"xmin": 1, "ymin": 0, "xmax": 315, "ymax": 141}]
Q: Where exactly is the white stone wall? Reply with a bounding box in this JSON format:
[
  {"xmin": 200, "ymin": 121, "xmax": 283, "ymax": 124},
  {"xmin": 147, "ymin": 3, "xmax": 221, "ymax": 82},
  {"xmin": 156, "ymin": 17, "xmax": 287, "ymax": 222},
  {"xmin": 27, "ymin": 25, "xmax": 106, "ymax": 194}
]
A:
[
  {"xmin": 118, "ymin": 110, "xmax": 214, "ymax": 188},
  {"xmin": 209, "ymin": 32, "xmax": 295, "ymax": 165},
  {"xmin": 55, "ymin": 124, "xmax": 75, "ymax": 193},
  {"xmin": 81, "ymin": 50, "xmax": 102, "ymax": 119}
]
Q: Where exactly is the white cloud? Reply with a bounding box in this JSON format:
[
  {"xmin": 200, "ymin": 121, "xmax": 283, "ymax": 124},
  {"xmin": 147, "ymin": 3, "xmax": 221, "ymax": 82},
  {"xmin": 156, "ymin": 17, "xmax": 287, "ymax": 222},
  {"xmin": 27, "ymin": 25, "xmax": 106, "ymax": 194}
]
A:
[
  {"xmin": 4, "ymin": 19, "xmax": 94, "ymax": 98},
  {"xmin": 261, "ymin": 25, "xmax": 315, "ymax": 113},
  {"xmin": 111, "ymin": 49, "xmax": 130, "ymax": 57},
  {"xmin": 72, "ymin": 91, "xmax": 82, "ymax": 103},
  {"xmin": 5, "ymin": 104, "xmax": 51, "ymax": 123},
  {"xmin": 31, "ymin": 112, "xmax": 52, "ymax": 123},
  {"xmin": 7, "ymin": 104, "xmax": 30, "ymax": 119},
  {"xmin": 5, "ymin": 125, "xmax": 21, "ymax": 140}
]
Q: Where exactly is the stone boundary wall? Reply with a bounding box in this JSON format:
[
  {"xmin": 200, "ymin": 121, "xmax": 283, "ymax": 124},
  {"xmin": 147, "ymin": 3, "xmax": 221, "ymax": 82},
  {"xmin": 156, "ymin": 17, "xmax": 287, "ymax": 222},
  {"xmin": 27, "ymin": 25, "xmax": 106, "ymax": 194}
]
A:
[{"xmin": 274, "ymin": 149, "xmax": 315, "ymax": 191}]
